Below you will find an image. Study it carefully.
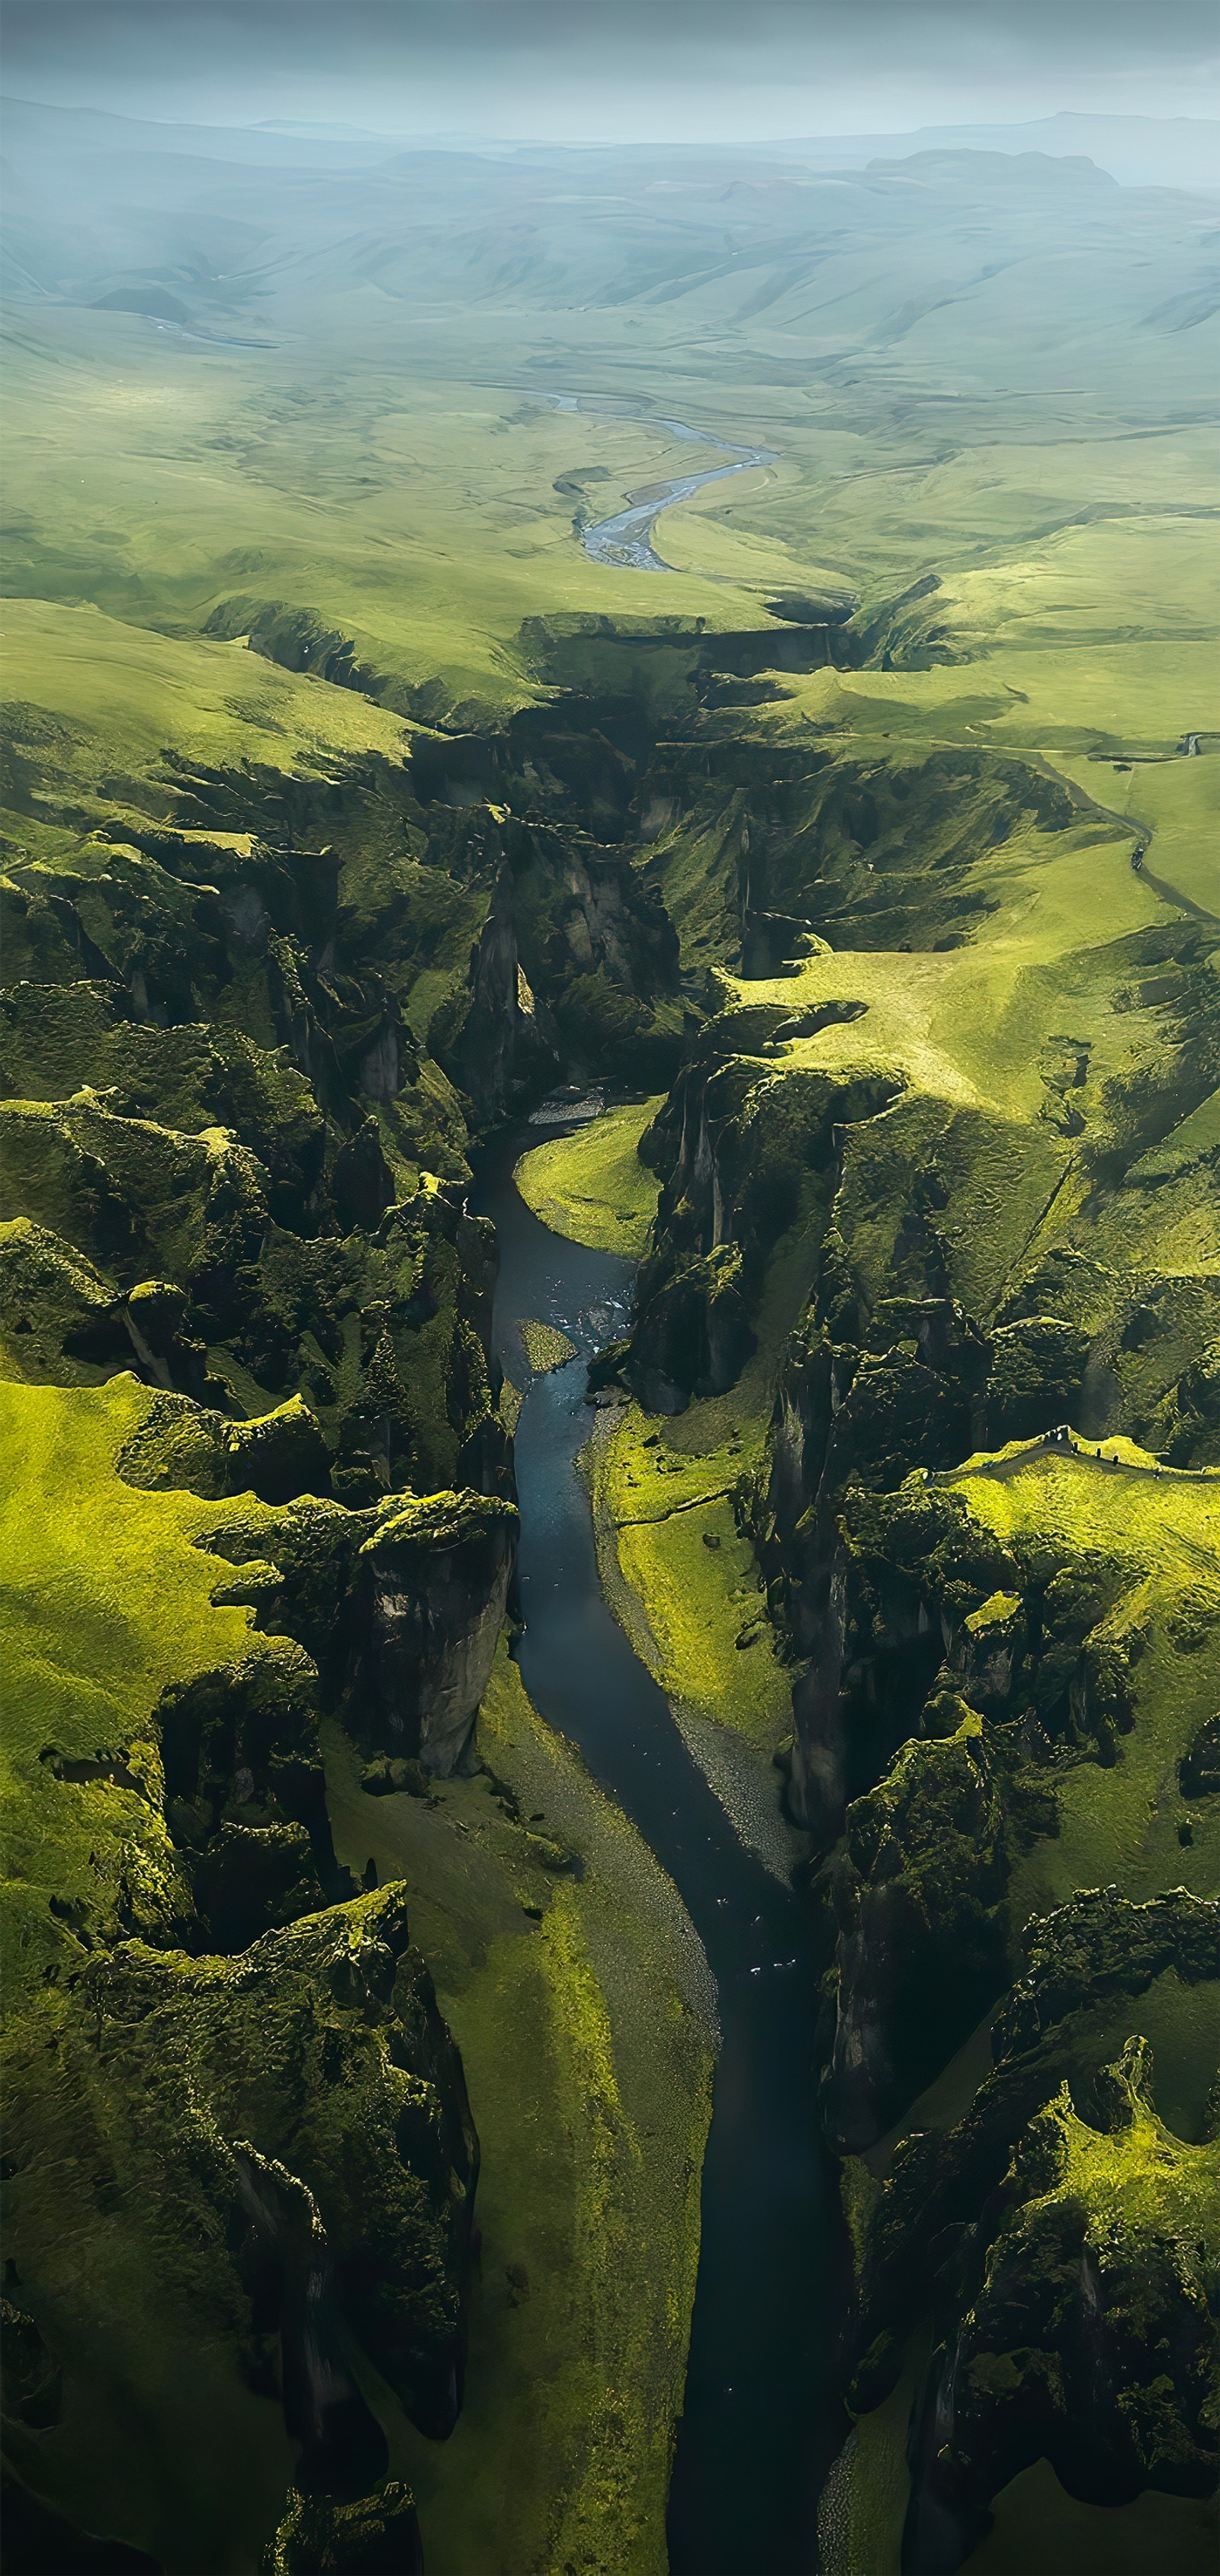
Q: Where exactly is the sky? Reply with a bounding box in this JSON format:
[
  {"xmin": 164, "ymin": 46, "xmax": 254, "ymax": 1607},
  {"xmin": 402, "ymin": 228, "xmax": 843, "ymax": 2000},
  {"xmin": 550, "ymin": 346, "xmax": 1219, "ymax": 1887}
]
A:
[{"xmin": 2, "ymin": 0, "xmax": 1216, "ymax": 143}]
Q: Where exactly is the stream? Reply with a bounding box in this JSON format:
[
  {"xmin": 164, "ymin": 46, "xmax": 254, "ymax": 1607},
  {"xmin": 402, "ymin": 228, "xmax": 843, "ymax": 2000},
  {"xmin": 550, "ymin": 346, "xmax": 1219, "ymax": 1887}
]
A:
[
  {"xmin": 475, "ymin": 1130, "xmax": 844, "ymax": 2576},
  {"xmin": 543, "ymin": 392, "xmax": 778, "ymax": 571}
]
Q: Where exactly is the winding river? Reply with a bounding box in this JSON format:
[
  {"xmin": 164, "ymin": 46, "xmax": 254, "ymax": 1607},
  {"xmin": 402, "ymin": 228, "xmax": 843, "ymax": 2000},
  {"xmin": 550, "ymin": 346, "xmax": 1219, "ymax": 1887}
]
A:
[
  {"xmin": 475, "ymin": 1131, "xmax": 844, "ymax": 2576},
  {"xmin": 544, "ymin": 392, "xmax": 778, "ymax": 571}
]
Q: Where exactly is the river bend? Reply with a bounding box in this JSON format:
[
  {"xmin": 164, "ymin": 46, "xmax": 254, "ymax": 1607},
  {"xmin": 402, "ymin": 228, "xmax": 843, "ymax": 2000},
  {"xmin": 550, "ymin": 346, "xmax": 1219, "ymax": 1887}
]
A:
[
  {"xmin": 544, "ymin": 392, "xmax": 778, "ymax": 570},
  {"xmin": 476, "ymin": 1130, "xmax": 843, "ymax": 2576}
]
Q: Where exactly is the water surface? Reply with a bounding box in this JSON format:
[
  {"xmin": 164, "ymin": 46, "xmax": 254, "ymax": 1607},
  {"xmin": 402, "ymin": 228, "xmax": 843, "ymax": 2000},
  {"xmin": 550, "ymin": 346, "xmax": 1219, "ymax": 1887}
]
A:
[
  {"xmin": 475, "ymin": 1131, "xmax": 844, "ymax": 2575},
  {"xmin": 543, "ymin": 390, "xmax": 779, "ymax": 570}
]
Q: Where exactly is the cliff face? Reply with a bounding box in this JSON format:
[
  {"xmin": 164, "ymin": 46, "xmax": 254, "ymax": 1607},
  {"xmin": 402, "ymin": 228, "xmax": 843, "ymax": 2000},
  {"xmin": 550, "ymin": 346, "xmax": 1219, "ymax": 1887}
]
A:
[
  {"xmin": 429, "ymin": 853, "xmax": 560, "ymax": 1126},
  {"xmin": 619, "ymin": 999, "xmax": 897, "ymax": 1410},
  {"xmin": 595, "ymin": 711, "xmax": 1220, "ymax": 2556},
  {"xmin": 846, "ymin": 1893, "xmax": 1220, "ymax": 2571},
  {"xmin": 0, "ymin": 1374, "xmax": 482, "ymax": 2565},
  {"xmin": 804, "ymin": 1474, "xmax": 1150, "ymax": 2149},
  {"xmin": 199, "ymin": 1483, "xmax": 518, "ymax": 1778},
  {"xmin": 427, "ymin": 799, "xmax": 686, "ymax": 1117},
  {"xmin": 0, "ymin": 727, "xmax": 544, "ymax": 2558}
]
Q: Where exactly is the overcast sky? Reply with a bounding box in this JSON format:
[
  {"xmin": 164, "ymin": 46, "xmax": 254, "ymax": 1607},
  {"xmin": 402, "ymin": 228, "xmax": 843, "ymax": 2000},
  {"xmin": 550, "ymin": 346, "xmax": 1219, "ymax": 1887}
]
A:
[{"xmin": 3, "ymin": 0, "xmax": 1216, "ymax": 141}]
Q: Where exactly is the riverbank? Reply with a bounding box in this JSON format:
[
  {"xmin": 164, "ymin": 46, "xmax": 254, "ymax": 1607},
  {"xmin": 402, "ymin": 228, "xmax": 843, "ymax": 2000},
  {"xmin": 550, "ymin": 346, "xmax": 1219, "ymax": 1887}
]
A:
[
  {"xmin": 540, "ymin": 393, "xmax": 779, "ymax": 573},
  {"xmin": 325, "ymin": 1643, "xmax": 714, "ymax": 2576},
  {"xmin": 514, "ymin": 1097, "xmax": 664, "ymax": 1256},
  {"xmin": 515, "ymin": 1103, "xmax": 796, "ymax": 1772},
  {"xmin": 472, "ymin": 1129, "xmax": 845, "ymax": 2575}
]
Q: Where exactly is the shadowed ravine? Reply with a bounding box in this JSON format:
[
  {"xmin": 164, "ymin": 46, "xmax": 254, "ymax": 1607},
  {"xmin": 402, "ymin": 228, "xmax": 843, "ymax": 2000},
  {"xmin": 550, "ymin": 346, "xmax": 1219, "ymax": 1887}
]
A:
[{"xmin": 475, "ymin": 1131, "xmax": 846, "ymax": 2576}]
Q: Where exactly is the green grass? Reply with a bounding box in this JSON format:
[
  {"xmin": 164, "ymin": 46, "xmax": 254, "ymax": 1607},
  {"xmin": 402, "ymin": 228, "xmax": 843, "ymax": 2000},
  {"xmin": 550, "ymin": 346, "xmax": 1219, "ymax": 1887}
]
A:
[
  {"xmin": 518, "ymin": 1316, "xmax": 578, "ymax": 1374},
  {"xmin": 0, "ymin": 1373, "xmax": 307, "ymax": 2569},
  {"xmin": 323, "ymin": 1646, "xmax": 714, "ymax": 2576},
  {"xmin": 819, "ymin": 2354, "xmax": 923, "ymax": 2576},
  {"xmin": 514, "ymin": 1103, "xmax": 663, "ymax": 1257},
  {"xmin": 1, "ymin": 329, "xmax": 775, "ymax": 728},
  {"xmin": 939, "ymin": 1442, "xmax": 1220, "ymax": 1926},
  {"xmin": 828, "ymin": 2426, "xmax": 1218, "ymax": 2576},
  {"xmin": 968, "ymin": 2465, "xmax": 1218, "ymax": 2576},
  {"xmin": 516, "ymin": 1107, "xmax": 815, "ymax": 1773},
  {"xmin": 1040, "ymin": 2064, "xmax": 1219, "ymax": 2237},
  {"xmin": 0, "ymin": 1371, "xmax": 287, "ymax": 2000},
  {"xmin": 587, "ymin": 1403, "xmax": 789, "ymax": 1755},
  {"xmin": 5, "ymin": 130, "xmax": 1217, "ymax": 737},
  {"xmin": 0, "ymin": 594, "xmax": 416, "ymax": 837}
]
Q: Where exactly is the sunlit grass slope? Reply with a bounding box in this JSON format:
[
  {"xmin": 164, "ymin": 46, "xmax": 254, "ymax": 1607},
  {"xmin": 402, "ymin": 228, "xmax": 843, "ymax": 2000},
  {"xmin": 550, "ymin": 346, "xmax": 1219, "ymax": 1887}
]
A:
[
  {"xmin": 0, "ymin": 1374, "xmax": 305, "ymax": 2565},
  {"xmin": 943, "ymin": 1437, "xmax": 1220, "ymax": 1915},
  {"xmin": 0, "ymin": 1372, "xmax": 282, "ymax": 1998},
  {"xmin": 1, "ymin": 323, "xmax": 773, "ymax": 723},
  {"xmin": 324, "ymin": 1646, "xmax": 714, "ymax": 2576},
  {"xmin": 1, "ymin": 594, "xmax": 416, "ymax": 837},
  {"xmin": 514, "ymin": 1101, "xmax": 663, "ymax": 1257}
]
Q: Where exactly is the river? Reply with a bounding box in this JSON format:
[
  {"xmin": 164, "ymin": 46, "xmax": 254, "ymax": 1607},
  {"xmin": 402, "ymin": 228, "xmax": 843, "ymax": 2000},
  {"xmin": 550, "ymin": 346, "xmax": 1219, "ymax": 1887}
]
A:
[
  {"xmin": 543, "ymin": 392, "xmax": 779, "ymax": 571},
  {"xmin": 474, "ymin": 1129, "xmax": 845, "ymax": 2576}
]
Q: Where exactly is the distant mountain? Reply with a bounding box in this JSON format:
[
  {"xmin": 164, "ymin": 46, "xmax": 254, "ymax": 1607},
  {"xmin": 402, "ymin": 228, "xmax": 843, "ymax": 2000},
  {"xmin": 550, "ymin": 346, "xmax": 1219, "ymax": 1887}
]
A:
[
  {"xmin": 250, "ymin": 118, "xmax": 384, "ymax": 141},
  {"xmin": 773, "ymin": 113, "xmax": 1220, "ymax": 194},
  {"xmin": 2, "ymin": 94, "xmax": 1215, "ymax": 193}
]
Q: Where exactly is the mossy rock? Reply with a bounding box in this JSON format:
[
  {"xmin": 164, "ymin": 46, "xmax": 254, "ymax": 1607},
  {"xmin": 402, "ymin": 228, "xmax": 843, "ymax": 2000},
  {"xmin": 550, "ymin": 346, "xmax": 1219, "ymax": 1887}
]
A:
[
  {"xmin": 518, "ymin": 1315, "xmax": 576, "ymax": 1374},
  {"xmin": 263, "ymin": 2481, "xmax": 424, "ymax": 2575},
  {"xmin": 202, "ymin": 1483, "xmax": 519, "ymax": 1776},
  {"xmin": 117, "ymin": 1388, "xmax": 330, "ymax": 1505},
  {"xmin": 904, "ymin": 2035, "xmax": 1219, "ymax": 2555},
  {"xmin": 1, "ymin": 1373, "xmax": 477, "ymax": 2558},
  {"xmin": 0, "ymin": 1216, "xmax": 130, "ymax": 1382}
]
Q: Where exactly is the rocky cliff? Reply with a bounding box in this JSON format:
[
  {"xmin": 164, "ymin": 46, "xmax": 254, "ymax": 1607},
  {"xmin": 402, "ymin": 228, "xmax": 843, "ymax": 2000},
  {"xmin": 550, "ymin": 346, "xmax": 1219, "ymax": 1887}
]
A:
[{"xmin": 595, "ymin": 713, "xmax": 1220, "ymax": 2561}]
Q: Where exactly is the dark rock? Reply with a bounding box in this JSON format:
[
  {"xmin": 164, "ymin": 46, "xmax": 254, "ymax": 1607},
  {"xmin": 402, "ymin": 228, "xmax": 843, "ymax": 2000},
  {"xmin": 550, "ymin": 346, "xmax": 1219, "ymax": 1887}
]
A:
[
  {"xmin": 361, "ymin": 1755, "xmax": 432, "ymax": 1800},
  {"xmin": 263, "ymin": 2482, "xmax": 424, "ymax": 2576},
  {"xmin": 901, "ymin": 2037, "xmax": 1219, "ymax": 2571},
  {"xmin": 204, "ymin": 1486, "xmax": 518, "ymax": 1777},
  {"xmin": 1179, "ymin": 1711, "xmax": 1220, "ymax": 1800}
]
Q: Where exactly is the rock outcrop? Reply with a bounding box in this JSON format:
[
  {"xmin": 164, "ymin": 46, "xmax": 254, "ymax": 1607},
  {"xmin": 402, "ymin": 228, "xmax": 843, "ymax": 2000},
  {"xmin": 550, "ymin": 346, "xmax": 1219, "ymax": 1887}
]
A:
[
  {"xmin": 263, "ymin": 2480, "xmax": 425, "ymax": 2575},
  {"xmin": 201, "ymin": 1485, "xmax": 519, "ymax": 1776},
  {"xmin": 842, "ymin": 1892, "xmax": 1219, "ymax": 2571}
]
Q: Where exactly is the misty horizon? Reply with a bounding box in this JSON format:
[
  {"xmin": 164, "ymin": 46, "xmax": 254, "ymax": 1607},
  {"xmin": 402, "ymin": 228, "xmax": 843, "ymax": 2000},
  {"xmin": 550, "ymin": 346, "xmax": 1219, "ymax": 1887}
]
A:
[{"xmin": 2, "ymin": 0, "xmax": 1217, "ymax": 146}]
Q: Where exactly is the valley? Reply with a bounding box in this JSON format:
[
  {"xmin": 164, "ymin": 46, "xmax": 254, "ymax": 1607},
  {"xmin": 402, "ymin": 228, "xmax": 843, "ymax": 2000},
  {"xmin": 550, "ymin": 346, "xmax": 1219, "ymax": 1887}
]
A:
[{"xmin": 0, "ymin": 97, "xmax": 1217, "ymax": 2576}]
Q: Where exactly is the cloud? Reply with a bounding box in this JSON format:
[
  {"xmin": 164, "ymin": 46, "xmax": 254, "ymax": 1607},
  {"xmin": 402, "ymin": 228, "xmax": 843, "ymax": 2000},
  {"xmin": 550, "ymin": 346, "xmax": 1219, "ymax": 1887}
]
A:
[{"xmin": 4, "ymin": 0, "xmax": 1216, "ymax": 136}]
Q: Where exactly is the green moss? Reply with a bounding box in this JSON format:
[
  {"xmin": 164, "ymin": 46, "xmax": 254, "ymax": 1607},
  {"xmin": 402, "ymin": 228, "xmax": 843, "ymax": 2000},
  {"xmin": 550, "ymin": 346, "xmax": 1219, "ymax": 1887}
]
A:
[
  {"xmin": 262, "ymin": 2481, "xmax": 423, "ymax": 2574},
  {"xmin": 935, "ymin": 1442, "xmax": 1220, "ymax": 1921},
  {"xmin": 1031, "ymin": 2042, "xmax": 1219, "ymax": 2241},
  {"xmin": 116, "ymin": 1388, "xmax": 329, "ymax": 1503},
  {"xmin": 514, "ymin": 1101, "xmax": 663, "ymax": 1257},
  {"xmin": 0, "ymin": 1373, "xmax": 484, "ymax": 2565},
  {"xmin": 918, "ymin": 2034, "xmax": 1220, "ymax": 2514},
  {"xmin": 0, "ymin": 1216, "xmax": 126, "ymax": 1384},
  {"xmin": 0, "ymin": 1371, "xmax": 294, "ymax": 1999},
  {"xmin": 498, "ymin": 1373, "xmax": 524, "ymax": 1435},
  {"xmin": 518, "ymin": 1315, "xmax": 577, "ymax": 1374},
  {"xmin": 323, "ymin": 1644, "xmax": 714, "ymax": 2576},
  {"xmin": 586, "ymin": 1402, "xmax": 791, "ymax": 1759}
]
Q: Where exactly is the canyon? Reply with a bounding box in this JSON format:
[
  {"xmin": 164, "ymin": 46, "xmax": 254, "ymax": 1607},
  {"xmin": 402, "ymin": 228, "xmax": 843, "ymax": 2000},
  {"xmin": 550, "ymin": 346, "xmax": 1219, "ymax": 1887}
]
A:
[{"xmin": 1, "ymin": 101, "xmax": 1217, "ymax": 2576}]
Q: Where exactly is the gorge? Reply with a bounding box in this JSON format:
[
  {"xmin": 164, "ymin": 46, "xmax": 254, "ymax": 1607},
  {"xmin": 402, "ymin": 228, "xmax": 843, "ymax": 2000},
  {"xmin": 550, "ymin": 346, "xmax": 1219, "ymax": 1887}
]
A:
[{"xmin": 1, "ymin": 92, "xmax": 1218, "ymax": 2576}]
